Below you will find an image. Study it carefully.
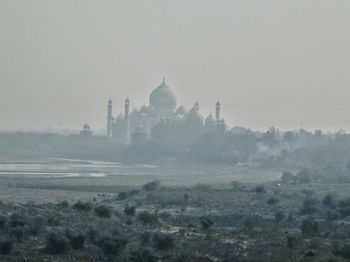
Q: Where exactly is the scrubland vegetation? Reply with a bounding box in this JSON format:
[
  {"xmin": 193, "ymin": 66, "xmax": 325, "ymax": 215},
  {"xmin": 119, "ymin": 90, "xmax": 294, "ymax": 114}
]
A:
[
  {"xmin": 2, "ymin": 129, "xmax": 350, "ymax": 260},
  {"xmin": 0, "ymin": 175, "xmax": 350, "ymax": 261}
]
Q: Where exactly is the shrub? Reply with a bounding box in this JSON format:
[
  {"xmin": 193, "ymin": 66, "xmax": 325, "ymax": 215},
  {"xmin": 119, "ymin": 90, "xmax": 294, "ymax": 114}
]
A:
[
  {"xmin": 0, "ymin": 237, "xmax": 14, "ymax": 254},
  {"xmin": 0, "ymin": 216, "xmax": 7, "ymax": 229},
  {"xmin": 327, "ymin": 210, "xmax": 341, "ymax": 221},
  {"xmin": 297, "ymin": 170, "xmax": 311, "ymax": 183},
  {"xmin": 301, "ymin": 219, "xmax": 319, "ymax": 236},
  {"xmin": 323, "ymin": 194, "xmax": 336, "ymax": 207},
  {"xmin": 300, "ymin": 198, "xmax": 319, "ymax": 215},
  {"xmin": 47, "ymin": 216, "xmax": 60, "ymax": 226},
  {"xmin": 94, "ymin": 205, "xmax": 112, "ymax": 218},
  {"xmin": 267, "ymin": 197, "xmax": 280, "ymax": 205},
  {"xmin": 11, "ymin": 227, "xmax": 24, "ymax": 242},
  {"xmin": 44, "ymin": 232, "xmax": 69, "ymax": 254},
  {"xmin": 117, "ymin": 192, "xmax": 129, "ymax": 200},
  {"xmin": 9, "ymin": 213, "xmax": 26, "ymax": 227},
  {"xmin": 286, "ymin": 235, "xmax": 297, "ymax": 249},
  {"xmin": 138, "ymin": 212, "xmax": 159, "ymax": 226},
  {"xmin": 69, "ymin": 234, "xmax": 85, "ymax": 249},
  {"xmin": 333, "ymin": 244, "xmax": 350, "ymax": 259},
  {"xmin": 130, "ymin": 248, "xmax": 158, "ymax": 262},
  {"xmin": 338, "ymin": 198, "xmax": 350, "ymax": 208},
  {"xmin": 255, "ymin": 186, "xmax": 266, "ymax": 193},
  {"xmin": 57, "ymin": 200, "xmax": 69, "ymax": 208},
  {"xmin": 280, "ymin": 171, "xmax": 296, "ymax": 183},
  {"xmin": 274, "ymin": 211, "xmax": 285, "ymax": 223},
  {"xmin": 98, "ymin": 236, "xmax": 127, "ymax": 256},
  {"xmin": 142, "ymin": 181, "xmax": 161, "ymax": 191},
  {"xmin": 87, "ymin": 227, "xmax": 98, "ymax": 244},
  {"xmin": 124, "ymin": 205, "xmax": 136, "ymax": 216},
  {"xmin": 29, "ymin": 217, "xmax": 45, "ymax": 235},
  {"xmin": 338, "ymin": 208, "xmax": 350, "ymax": 218},
  {"xmin": 184, "ymin": 193, "xmax": 189, "ymax": 201},
  {"xmin": 200, "ymin": 216, "xmax": 213, "ymax": 230},
  {"xmin": 73, "ymin": 201, "xmax": 92, "ymax": 212},
  {"xmin": 301, "ymin": 189, "xmax": 314, "ymax": 197},
  {"xmin": 152, "ymin": 233, "xmax": 174, "ymax": 251},
  {"xmin": 140, "ymin": 232, "xmax": 151, "ymax": 245},
  {"xmin": 117, "ymin": 190, "xmax": 139, "ymax": 200}
]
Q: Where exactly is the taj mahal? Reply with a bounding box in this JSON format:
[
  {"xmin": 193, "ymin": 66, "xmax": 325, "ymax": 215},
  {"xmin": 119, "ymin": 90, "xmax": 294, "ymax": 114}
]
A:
[{"xmin": 106, "ymin": 78, "xmax": 226, "ymax": 144}]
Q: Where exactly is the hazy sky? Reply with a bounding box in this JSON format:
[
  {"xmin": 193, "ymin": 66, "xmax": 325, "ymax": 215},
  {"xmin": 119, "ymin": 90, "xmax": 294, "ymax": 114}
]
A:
[{"xmin": 1, "ymin": 0, "xmax": 350, "ymax": 131}]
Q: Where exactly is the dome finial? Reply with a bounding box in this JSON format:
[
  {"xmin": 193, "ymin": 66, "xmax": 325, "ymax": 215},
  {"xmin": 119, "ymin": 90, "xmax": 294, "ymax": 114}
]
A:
[{"xmin": 162, "ymin": 75, "xmax": 166, "ymax": 84}]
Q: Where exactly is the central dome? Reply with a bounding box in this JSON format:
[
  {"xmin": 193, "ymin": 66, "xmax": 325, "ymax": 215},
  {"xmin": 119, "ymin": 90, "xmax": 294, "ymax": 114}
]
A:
[{"xmin": 149, "ymin": 78, "xmax": 177, "ymax": 116}]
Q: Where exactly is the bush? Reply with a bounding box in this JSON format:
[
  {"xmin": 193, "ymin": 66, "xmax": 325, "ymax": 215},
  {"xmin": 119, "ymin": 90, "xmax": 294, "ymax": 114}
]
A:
[
  {"xmin": 9, "ymin": 213, "xmax": 26, "ymax": 227},
  {"xmin": 338, "ymin": 198, "xmax": 350, "ymax": 208},
  {"xmin": 327, "ymin": 210, "xmax": 341, "ymax": 221},
  {"xmin": 142, "ymin": 181, "xmax": 161, "ymax": 191},
  {"xmin": 124, "ymin": 205, "xmax": 136, "ymax": 216},
  {"xmin": 255, "ymin": 186, "xmax": 266, "ymax": 193},
  {"xmin": 274, "ymin": 211, "xmax": 285, "ymax": 223},
  {"xmin": 29, "ymin": 216, "xmax": 45, "ymax": 235},
  {"xmin": 267, "ymin": 197, "xmax": 280, "ymax": 205},
  {"xmin": 286, "ymin": 235, "xmax": 297, "ymax": 249},
  {"xmin": 47, "ymin": 216, "xmax": 60, "ymax": 226},
  {"xmin": 323, "ymin": 194, "xmax": 336, "ymax": 207},
  {"xmin": 300, "ymin": 198, "xmax": 319, "ymax": 215},
  {"xmin": 200, "ymin": 216, "xmax": 213, "ymax": 230},
  {"xmin": 152, "ymin": 233, "xmax": 174, "ymax": 251},
  {"xmin": 94, "ymin": 205, "xmax": 112, "ymax": 218},
  {"xmin": 117, "ymin": 190, "xmax": 139, "ymax": 200},
  {"xmin": 338, "ymin": 208, "xmax": 350, "ymax": 218},
  {"xmin": 69, "ymin": 234, "xmax": 85, "ymax": 249},
  {"xmin": 138, "ymin": 212, "xmax": 159, "ymax": 226},
  {"xmin": 333, "ymin": 244, "xmax": 350, "ymax": 259},
  {"xmin": 57, "ymin": 200, "xmax": 69, "ymax": 208},
  {"xmin": 11, "ymin": 227, "xmax": 25, "ymax": 242},
  {"xmin": 130, "ymin": 248, "xmax": 158, "ymax": 262},
  {"xmin": 73, "ymin": 201, "xmax": 92, "ymax": 212},
  {"xmin": 297, "ymin": 170, "xmax": 312, "ymax": 183},
  {"xmin": 140, "ymin": 232, "xmax": 151, "ymax": 245},
  {"xmin": 280, "ymin": 171, "xmax": 296, "ymax": 183},
  {"xmin": 301, "ymin": 219, "xmax": 319, "ymax": 236},
  {"xmin": 118, "ymin": 192, "xmax": 129, "ymax": 200},
  {"xmin": 0, "ymin": 216, "xmax": 7, "ymax": 229},
  {"xmin": 44, "ymin": 232, "xmax": 69, "ymax": 254},
  {"xmin": 98, "ymin": 236, "xmax": 127, "ymax": 256},
  {"xmin": 0, "ymin": 237, "xmax": 14, "ymax": 254},
  {"xmin": 87, "ymin": 227, "xmax": 98, "ymax": 244}
]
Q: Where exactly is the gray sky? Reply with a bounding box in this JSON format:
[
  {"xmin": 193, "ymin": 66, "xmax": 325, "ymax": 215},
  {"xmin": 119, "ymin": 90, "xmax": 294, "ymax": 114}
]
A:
[{"xmin": 1, "ymin": 0, "xmax": 350, "ymax": 131}]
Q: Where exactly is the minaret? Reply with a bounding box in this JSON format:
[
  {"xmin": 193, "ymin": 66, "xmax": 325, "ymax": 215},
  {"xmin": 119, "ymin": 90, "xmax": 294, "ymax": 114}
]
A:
[
  {"xmin": 215, "ymin": 101, "xmax": 221, "ymax": 123},
  {"xmin": 124, "ymin": 98, "xmax": 130, "ymax": 120},
  {"xmin": 124, "ymin": 98, "xmax": 130, "ymax": 144},
  {"xmin": 106, "ymin": 99, "xmax": 113, "ymax": 138}
]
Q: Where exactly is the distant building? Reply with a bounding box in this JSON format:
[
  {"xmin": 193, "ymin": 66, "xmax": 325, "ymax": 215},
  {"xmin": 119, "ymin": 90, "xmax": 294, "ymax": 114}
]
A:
[
  {"xmin": 80, "ymin": 123, "xmax": 93, "ymax": 136},
  {"xmin": 106, "ymin": 78, "xmax": 226, "ymax": 144}
]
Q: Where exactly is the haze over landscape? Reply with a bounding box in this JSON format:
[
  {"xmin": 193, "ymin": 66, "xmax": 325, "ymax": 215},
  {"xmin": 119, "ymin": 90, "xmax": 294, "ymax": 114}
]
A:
[{"xmin": 1, "ymin": 0, "xmax": 350, "ymax": 131}]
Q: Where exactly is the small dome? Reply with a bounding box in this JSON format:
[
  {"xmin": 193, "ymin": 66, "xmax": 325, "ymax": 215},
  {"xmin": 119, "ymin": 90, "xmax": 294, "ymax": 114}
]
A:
[
  {"xmin": 140, "ymin": 105, "xmax": 148, "ymax": 114},
  {"xmin": 176, "ymin": 105, "xmax": 186, "ymax": 115},
  {"xmin": 205, "ymin": 114, "xmax": 216, "ymax": 126},
  {"xmin": 185, "ymin": 104, "xmax": 203, "ymax": 125},
  {"xmin": 83, "ymin": 124, "xmax": 90, "ymax": 130},
  {"xmin": 149, "ymin": 78, "xmax": 177, "ymax": 114}
]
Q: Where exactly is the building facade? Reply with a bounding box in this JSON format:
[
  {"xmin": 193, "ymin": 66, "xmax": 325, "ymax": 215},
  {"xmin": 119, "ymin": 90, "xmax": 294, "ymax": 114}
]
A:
[{"xmin": 106, "ymin": 78, "xmax": 225, "ymax": 144}]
